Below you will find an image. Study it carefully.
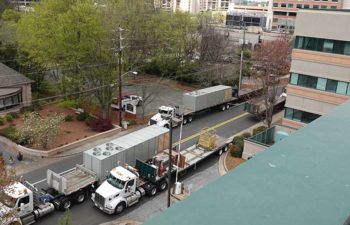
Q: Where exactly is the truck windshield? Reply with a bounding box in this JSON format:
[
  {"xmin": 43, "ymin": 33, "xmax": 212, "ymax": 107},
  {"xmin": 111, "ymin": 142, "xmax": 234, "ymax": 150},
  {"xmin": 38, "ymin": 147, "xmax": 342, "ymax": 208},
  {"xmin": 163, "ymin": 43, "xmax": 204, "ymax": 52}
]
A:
[
  {"xmin": 159, "ymin": 109, "xmax": 170, "ymax": 114},
  {"xmin": 0, "ymin": 193, "xmax": 17, "ymax": 208},
  {"xmin": 107, "ymin": 174, "xmax": 126, "ymax": 190}
]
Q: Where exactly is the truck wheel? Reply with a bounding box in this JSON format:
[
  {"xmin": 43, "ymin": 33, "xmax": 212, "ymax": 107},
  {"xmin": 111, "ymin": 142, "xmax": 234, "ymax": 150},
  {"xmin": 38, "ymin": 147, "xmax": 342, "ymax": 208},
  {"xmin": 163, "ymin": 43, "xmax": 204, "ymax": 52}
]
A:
[
  {"xmin": 183, "ymin": 118, "xmax": 187, "ymax": 125},
  {"xmin": 73, "ymin": 191, "xmax": 86, "ymax": 204},
  {"xmin": 188, "ymin": 116, "xmax": 193, "ymax": 123},
  {"xmin": 150, "ymin": 187, "xmax": 157, "ymax": 196},
  {"xmin": 60, "ymin": 198, "xmax": 72, "ymax": 211},
  {"xmin": 224, "ymin": 146, "xmax": 228, "ymax": 152},
  {"xmin": 159, "ymin": 182, "xmax": 168, "ymax": 191},
  {"xmin": 164, "ymin": 124, "xmax": 170, "ymax": 129},
  {"xmin": 226, "ymin": 104, "xmax": 230, "ymax": 110},
  {"xmin": 114, "ymin": 202, "xmax": 125, "ymax": 214},
  {"xmin": 218, "ymin": 149, "xmax": 223, "ymax": 156},
  {"xmin": 221, "ymin": 105, "xmax": 226, "ymax": 111}
]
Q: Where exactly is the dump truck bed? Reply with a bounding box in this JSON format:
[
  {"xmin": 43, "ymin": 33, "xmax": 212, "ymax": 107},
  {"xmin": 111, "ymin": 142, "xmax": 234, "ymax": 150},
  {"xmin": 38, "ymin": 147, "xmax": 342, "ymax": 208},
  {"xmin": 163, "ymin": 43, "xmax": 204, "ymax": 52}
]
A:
[{"xmin": 47, "ymin": 165, "xmax": 98, "ymax": 195}]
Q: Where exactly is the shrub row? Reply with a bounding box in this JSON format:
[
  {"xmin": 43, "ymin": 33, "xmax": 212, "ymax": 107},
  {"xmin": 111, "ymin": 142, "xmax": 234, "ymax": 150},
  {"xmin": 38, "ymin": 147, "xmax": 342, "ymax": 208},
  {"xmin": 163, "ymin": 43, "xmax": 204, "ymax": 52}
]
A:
[
  {"xmin": 86, "ymin": 117, "xmax": 113, "ymax": 132},
  {"xmin": 229, "ymin": 132, "xmax": 252, "ymax": 158},
  {"xmin": 0, "ymin": 112, "xmax": 20, "ymax": 125}
]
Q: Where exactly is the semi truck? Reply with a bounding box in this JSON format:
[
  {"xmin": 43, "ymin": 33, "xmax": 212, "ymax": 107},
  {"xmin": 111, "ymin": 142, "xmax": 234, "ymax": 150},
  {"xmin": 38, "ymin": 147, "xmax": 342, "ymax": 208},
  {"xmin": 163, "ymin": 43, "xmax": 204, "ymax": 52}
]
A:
[
  {"xmin": 244, "ymin": 87, "xmax": 287, "ymax": 118},
  {"xmin": 149, "ymin": 85, "xmax": 236, "ymax": 128},
  {"xmin": 1, "ymin": 165, "xmax": 98, "ymax": 225},
  {"xmin": 92, "ymin": 128, "xmax": 230, "ymax": 215},
  {"xmin": 1, "ymin": 125, "xmax": 169, "ymax": 225},
  {"xmin": 2, "ymin": 126, "xmax": 229, "ymax": 223}
]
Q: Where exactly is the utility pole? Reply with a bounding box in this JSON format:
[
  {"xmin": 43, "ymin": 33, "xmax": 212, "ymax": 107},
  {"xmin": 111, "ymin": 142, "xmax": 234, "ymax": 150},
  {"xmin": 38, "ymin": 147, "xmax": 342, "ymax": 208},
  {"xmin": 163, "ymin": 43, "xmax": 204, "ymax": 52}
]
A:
[
  {"xmin": 117, "ymin": 26, "xmax": 123, "ymax": 127},
  {"xmin": 167, "ymin": 119, "xmax": 173, "ymax": 208},
  {"xmin": 238, "ymin": 16, "xmax": 246, "ymax": 96}
]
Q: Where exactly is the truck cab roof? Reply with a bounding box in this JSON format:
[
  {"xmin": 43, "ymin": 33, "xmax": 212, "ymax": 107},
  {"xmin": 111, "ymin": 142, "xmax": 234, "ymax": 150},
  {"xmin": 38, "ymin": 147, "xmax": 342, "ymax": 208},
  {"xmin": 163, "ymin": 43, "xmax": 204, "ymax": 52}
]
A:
[
  {"xmin": 6, "ymin": 182, "xmax": 31, "ymax": 198},
  {"xmin": 158, "ymin": 106, "xmax": 174, "ymax": 112},
  {"xmin": 110, "ymin": 166, "xmax": 137, "ymax": 181}
]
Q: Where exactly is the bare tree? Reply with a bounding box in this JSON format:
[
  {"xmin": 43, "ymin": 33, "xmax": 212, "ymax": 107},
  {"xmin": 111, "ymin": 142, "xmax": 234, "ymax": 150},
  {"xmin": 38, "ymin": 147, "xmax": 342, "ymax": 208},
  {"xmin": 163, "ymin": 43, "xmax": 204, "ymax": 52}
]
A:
[
  {"xmin": 139, "ymin": 84, "xmax": 160, "ymax": 120},
  {"xmin": 252, "ymin": 37, "xmax": 291, "ymax": 128}
]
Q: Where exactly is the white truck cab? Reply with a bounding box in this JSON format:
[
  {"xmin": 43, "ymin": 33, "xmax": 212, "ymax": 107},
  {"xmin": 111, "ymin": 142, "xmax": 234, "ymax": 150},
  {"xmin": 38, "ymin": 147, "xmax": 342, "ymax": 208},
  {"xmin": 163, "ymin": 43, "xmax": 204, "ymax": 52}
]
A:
[
  {"xmin": 92, "ymin": 166, "xmax": 144, "ymax": 215},
  {"xmin": 0, "ymin": 182, "xmax": 34, "ymax": 225},
  {"xmin": 149, "ymin": 106, "xmax": 176, "ymax": 128}
]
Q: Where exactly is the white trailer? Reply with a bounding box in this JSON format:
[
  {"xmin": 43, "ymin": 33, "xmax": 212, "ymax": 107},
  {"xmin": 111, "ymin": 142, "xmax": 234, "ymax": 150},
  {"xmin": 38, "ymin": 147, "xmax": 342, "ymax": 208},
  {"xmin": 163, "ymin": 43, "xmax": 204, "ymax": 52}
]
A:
[{"xmin": 149, "ymin": 85, "xmax": 236, "ymax": 128}]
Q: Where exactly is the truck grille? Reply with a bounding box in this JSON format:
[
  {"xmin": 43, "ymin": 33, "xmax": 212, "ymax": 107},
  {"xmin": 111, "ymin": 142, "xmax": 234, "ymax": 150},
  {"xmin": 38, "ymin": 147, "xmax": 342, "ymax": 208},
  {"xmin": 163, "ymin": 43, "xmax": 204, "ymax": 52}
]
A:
[
  {"xmin": 95, "ymin": 192, "xmax": 105, "ymax": 207},
  {"xmin": 149, "ymin": 119, "xmax": 157, "ymax": 125}
]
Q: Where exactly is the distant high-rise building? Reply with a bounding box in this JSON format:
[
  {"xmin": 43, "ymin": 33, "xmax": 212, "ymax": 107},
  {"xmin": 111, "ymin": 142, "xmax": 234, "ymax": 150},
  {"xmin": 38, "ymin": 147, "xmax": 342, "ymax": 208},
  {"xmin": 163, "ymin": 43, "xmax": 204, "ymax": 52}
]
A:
[{"xmin": 271, "ymin": 0, "xmax": 344, "ymax": 32}]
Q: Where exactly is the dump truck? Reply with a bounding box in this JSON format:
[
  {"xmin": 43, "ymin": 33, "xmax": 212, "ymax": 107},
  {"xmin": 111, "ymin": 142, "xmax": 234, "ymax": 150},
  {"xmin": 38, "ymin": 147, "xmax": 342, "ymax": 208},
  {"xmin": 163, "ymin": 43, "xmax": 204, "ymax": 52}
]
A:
[
  {"xmin": 1, "ymin": 165, "xmax": 98, "ymax": 225},
  {"xmin": 149, "ymin": 85, "xmax": 236, "ymax": 128},
  {"xmin": 92, "ymin": 128, "xmax": 230, "ymax": 215}
]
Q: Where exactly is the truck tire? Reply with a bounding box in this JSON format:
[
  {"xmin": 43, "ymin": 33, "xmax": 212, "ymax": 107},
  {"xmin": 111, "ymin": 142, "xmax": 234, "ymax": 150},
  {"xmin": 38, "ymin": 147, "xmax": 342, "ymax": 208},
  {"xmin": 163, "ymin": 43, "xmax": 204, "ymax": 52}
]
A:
[
  {"xmin": 159, "ymin": 181, "xmax": 168, "ymax": 191},
  {"xmin": 218, "ymin": 149, "xmax": 223, "ymax": 156},
  {"xmin": 150, "ymin": 187, "xmax": 157, "ymax": 196},
  {"xmin": 114, "ymin": 202, "xmax": 126, "ymax": 214},
  {"xmin": 224, "ymin": 145, "xmax": 229, "ymax": 152},
  {"xmin": 188, "ymin": 116, "xmax": 193, "ymax": 123},
  {"xmin": 183, "ymin": 118, "xmax": 187, "ymax": 125},
  {"xmin": 221, "ymin": 105, "xmax": 226, "ymax": 111},
  {"xmin": 164, "ymin": 124, "xmax": 170, "ymax": 129},
  {"xmin": 226, "ymin": 104, "xmax": 230, "ymax": 110},
  {"xmin": 73, "ymin": 191, "xmax": 86, "ymax": 204},
  {"xmin": 59, "ymin": 197, "xmax": 72, "ymax": 211}
]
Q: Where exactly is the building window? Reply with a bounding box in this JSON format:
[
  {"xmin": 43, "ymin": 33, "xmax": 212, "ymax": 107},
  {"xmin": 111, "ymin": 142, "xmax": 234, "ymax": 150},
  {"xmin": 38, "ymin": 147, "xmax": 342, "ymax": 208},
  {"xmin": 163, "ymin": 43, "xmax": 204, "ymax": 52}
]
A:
[
  {"xmin": 297, "ymin": 74, "xmax": 317, "ymax": 88},
  {"xmin": 321, "ymin": 5, "xmax": 327, "ymax": 8},
  {"xmin": 285, "ymin": 108, "xmax": 294, "ymax": 120},
  {"xmin": 288, "ymin": 3, "xmax": 294, "ymax": 7},
  {"xmin": 273, "ymin": 11, "xmax": 287, "ymax": 16},
  {"xmin": 273, "ymin": 3, "xmax": 278, "ymax": 7},
  {"xmin": 330, "ymin": 5, "xmax": 337, "ymax": 8},
  {"xmin": 295, "ymin": 36, "xmax": 304, "ymax": 48},
  {"xmin": 0, "ymin": 92, "xmax": 22, "ymax": 111},
  {"xmin": 284, "ymin": 108, "xmax": 321, "ymax": 124},
  {"xmin": 326, "ymin": 79, "xmax": 338, "ymax": 93},
  {"xmin": 281, "ymin": 3, "xmax": 286, "ymax": 7},
  {"xmin": 296, "ymin": 4, "xmax": 302, "ymax": 8},
  {"xmin": 295, "ymin": 36, "xmax": 350, "ymax": 56},
  {"xmin": 332, "ymin": 0, "xmax": 338, "ymax": 2},
  {"xmin": 290, "ymin": 73, "xmax": 299, "ymax": 85},
  {"xmin": 336, "ymin": 82, "xmax": 348, "ymax": 95},
  {"xmin": 273, "ymin": 18, "xmax": 278, "ymax": 22},
  {"xmin": 289, "ymin": 12, "xmax": 297, "ymax": 17},
  {"xmin": 322, "ymin": 0, "xmax": 328, "ymax": 1},
  {"xmin": 313, "ymin": 5, "xmax": 319, "ymax": 8},
  {"xmin": 323, "ymin": 40, "xmax": 334, "ymax": 53},
  {"xmin": 304, "ymin": 4, "xmax": 310, "ymax": 8},
  {"xmin": 344, "ymin": 43, "xmax": 350, "ymax": 55},
  {"xmin": 347, "ymin": 85, "xmax": 350, "ymax": 96},
  {"xmin": 316, "ymin": 77, "xmax": 327, "ymax": 91}
]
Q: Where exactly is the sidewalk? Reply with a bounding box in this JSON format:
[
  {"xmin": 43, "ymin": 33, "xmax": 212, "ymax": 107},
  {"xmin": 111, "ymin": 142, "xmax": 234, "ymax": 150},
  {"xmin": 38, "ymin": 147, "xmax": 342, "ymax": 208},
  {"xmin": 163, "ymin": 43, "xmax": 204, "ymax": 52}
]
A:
[
  {"xmin": 3, "ymin": 125, "xmax": 145, "ymax": 175},
  {"xmin": 218, "ymin": 110, "xmax": 285, "ymax": 176}
]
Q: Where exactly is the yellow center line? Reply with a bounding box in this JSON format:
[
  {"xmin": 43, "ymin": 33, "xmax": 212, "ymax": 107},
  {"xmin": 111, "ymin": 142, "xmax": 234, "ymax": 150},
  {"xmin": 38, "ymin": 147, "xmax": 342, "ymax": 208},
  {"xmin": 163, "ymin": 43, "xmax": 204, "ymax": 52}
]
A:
[{"xmin": 173, "ymin": 112, "xmax": 250, "ymax": 146}]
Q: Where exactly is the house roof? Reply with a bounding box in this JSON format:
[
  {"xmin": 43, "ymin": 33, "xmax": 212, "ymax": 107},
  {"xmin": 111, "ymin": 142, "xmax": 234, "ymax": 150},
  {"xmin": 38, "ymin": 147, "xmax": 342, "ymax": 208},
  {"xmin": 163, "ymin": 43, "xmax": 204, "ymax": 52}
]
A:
[
  {"xmin": 0, "ymin": 63, "xmax": 33, "ymax": 87},
  {"xmin": 144, "ymin": 99, "xmax": 350, "ymax": 225}
]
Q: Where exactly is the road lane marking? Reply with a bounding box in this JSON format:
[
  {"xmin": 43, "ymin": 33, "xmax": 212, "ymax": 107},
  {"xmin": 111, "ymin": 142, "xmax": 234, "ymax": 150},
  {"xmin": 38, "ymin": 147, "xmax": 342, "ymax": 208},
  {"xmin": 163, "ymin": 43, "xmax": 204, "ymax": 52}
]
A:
[{"xmin": 173, "ymin": 112, "xmax": 250, "ymax": 146}]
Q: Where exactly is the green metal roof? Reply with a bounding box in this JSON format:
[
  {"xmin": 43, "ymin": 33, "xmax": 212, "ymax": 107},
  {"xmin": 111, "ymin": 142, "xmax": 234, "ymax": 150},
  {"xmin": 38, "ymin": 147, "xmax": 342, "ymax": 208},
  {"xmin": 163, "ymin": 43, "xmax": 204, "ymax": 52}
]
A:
[{"xmin": 144, "ymin": 100, "xmax": 350, "ymax": 225}]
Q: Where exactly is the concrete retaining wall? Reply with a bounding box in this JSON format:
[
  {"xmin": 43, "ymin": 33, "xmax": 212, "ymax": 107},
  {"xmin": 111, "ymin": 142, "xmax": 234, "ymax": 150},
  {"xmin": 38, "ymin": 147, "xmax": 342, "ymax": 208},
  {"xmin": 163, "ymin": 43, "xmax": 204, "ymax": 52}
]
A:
[
  {"xmin": 242, "ymin": 140, "xmax": 268, "ymax": 160},
  {"xmin": 0, "ymin": 126, "xmax": 122, "ymax": 157}
]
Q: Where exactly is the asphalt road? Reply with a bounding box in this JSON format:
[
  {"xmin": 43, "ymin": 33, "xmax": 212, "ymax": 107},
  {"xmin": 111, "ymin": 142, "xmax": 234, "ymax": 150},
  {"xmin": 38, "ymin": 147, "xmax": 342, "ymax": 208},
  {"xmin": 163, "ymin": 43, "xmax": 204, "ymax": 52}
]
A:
[{"xmin": 23, "ymin": 103, "xmax": 258, "ymax": 225}]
